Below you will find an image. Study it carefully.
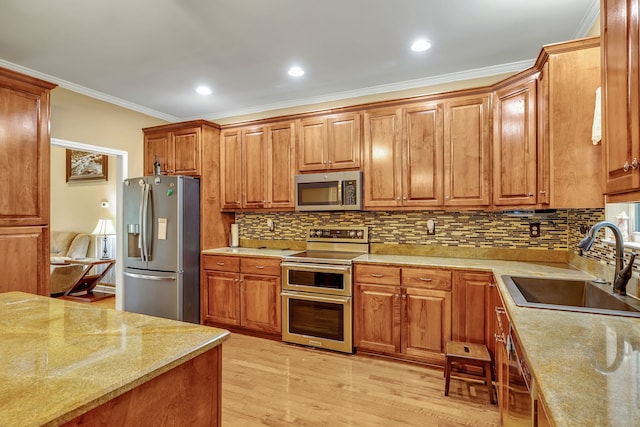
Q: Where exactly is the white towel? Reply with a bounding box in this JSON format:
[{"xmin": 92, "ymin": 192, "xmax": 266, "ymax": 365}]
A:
[{"xmin": 592, "ymin": 87, "xmax": 601, "ymax": 145}]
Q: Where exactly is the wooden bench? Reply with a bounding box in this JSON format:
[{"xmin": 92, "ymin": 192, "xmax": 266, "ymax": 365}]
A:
[{"xmin": 444, "ymin": 341, "xmax": 494, "ymax": 404}]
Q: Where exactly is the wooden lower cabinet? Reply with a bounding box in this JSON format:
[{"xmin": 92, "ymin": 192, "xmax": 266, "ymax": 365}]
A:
[
  {"xmin": 452, "ymin": 271, "xmax": 495, "ymax": 359},
  {"xmin": 201, "ymin": 255, "xmax": 281, "ymax": 335},
  {"xmin": 354, "ymin": 263, "xmax": 452, "ymax": 365},
  {"xmin": 0, "ymin": 226, "xmax": 48, "ymax": 295}
]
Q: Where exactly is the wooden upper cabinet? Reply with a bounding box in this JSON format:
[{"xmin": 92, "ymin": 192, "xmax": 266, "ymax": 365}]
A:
[
  {"xmin": 298, "ymin": 112, "xmax": 361, "ymax": 172},
  {"xmin": 363, "ymin": 107, "xmax": 403, "ymax": 208},
  {"xmin": 602, "ymin": 0, "xmax": 640, "ymax": 198},
  {"xmin": 172, "ymin": 127, "xmax": 201, "ymax": 175},
  {"xmin": 143, "ymin": 121, "xmax": 208, "ymax": 177},
  {"xmin": 443, "ymin": 95, "xmax": 491, "ymax": 207},
  {"xmin": 537, "ymin": 38, "xmax": 603, "ymax": 208},
  {"xmin": 221, "ymin": 121, "xmax": 296, "ymax": 211},
  {"xmin": 220, "ymin": 129, "xmax": 242, "ymax": 210},
  {"xmin": 266, "ymin": 121, "xmax": 296, "ymax": 209},
  {"xmin": 403, "ymin": 103, "xmax": 444, "ymax": 207},
  {"xmin": 241, "ymin": 126, "xmax": 267, "ymax": 209},
  {"xmin": 493, "ymin": 77, "xmax": 538, "ymax": 206},
  {"xmin": 0, "ymin": 68, "xmax": 55, "ymax": 228}
]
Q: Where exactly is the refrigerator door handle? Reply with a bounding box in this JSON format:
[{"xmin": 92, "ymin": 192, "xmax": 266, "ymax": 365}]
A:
[
  {"xmin": 141, "ymin": 183, "xmax": 151, "ymax": 261},
  {"xmin": 124, "ymin": 271, "xmax": 176, "ymax": 281}
]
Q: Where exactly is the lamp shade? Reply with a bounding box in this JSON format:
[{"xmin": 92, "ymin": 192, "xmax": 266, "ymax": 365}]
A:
[{"xmin": 92, "ymin": 219, "xmax": 116, "ymax": 236}]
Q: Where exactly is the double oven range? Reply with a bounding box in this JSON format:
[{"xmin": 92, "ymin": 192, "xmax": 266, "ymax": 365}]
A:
[{"xmin": 281, "ymin": 227, "xmax": 368, "ymax": 353}]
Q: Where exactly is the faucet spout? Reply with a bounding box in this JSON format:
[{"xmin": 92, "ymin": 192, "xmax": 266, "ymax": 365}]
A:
[{"xmin": 578, "ymin": 221, "xmax": 630, "ymax": 294}]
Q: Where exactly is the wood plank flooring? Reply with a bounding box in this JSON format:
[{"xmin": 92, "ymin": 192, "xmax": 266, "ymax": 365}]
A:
[
  {"xmin": 222, "ymin": 334, "xmax": 499, "ymax": 426},
  {"xmin": 81, "ymin": 297, "xmax": 499, "ymax": 426}
]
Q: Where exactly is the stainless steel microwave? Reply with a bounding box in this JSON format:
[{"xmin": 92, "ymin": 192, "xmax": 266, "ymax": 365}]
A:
[{"xmin": 294, "ymin": 171, "xmax": 362, "ymax": 211}]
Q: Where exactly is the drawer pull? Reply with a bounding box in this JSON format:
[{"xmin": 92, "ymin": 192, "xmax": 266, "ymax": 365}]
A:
[
  {"xmin": 255, "ymin": 265, "xmax": 265, "ymax": 269},
  {"xmin": 371, "ymin": 273, "xmax": 383, "ymax": 278},
  {"xmin": 419, "ymin": 277, "xmax": 432, "ymax": 282},
  {"xmin": 216, "ymin": 262, "xmax": 225, "ymax": 266}
]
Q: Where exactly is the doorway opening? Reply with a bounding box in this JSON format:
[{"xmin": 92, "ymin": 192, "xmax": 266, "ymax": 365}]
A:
[{"xmin": 51, "ymin": 138, "xmax": 128, "ymax": 310}]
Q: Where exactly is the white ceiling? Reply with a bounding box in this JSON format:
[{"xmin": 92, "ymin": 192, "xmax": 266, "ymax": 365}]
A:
[{"xmin": 0, "ymin": 0, "xmax": 599, "ymax": 122}]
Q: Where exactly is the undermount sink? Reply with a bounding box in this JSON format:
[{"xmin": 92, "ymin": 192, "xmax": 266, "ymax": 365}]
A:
[{"xmin": 502, "ymin": 275, "xmax": 640, "ymax": 318}]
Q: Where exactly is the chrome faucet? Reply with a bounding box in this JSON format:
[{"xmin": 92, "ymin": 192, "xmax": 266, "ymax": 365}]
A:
[{"xmin": 578, "ymin": 221, "xmax": 633, "ymax": 295}]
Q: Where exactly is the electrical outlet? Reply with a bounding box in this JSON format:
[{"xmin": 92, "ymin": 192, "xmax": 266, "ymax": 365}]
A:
[{"xmin": 529, "ymin": 222, "xmax": 541, "ymax": 238}]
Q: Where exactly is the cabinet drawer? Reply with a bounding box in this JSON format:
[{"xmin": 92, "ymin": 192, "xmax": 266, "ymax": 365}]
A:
[
  {"xmin": 355, "ymin": 264, "xmax": 401, "ymax": 285},
  {"xmin": 401, "ymin": 267, "xmax": 451, "ymax": 290},
  {"xmin": 202, "ymin": 255, "xmax": 240, "ymax": 272},
  {"xmin": 240, "ymin": 257, "xmax": 281, "ymax": 276}
]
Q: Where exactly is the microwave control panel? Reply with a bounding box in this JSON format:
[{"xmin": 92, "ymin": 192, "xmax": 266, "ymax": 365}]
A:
[{"xmin": 343, "ymin": 180, "xmax": 358, "ymax": 206}]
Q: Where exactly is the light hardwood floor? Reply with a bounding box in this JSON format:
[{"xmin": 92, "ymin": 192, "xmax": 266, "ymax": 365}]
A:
[
  {"xmin": 222, "ymin": 334, "xmax": 499, "ymax": 427},
  {"xmin": 88, "ymin": 297, "xmax": 499, "ymax": 426}
]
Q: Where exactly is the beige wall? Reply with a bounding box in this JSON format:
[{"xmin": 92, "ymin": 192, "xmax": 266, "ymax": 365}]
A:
[{"xmin": 49, "ymin": 88, "xmax": 168, "ymax": 242}]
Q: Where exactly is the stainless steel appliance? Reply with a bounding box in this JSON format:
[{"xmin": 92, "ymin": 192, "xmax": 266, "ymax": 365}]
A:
[
  {"xmin": 122, "ymin": 176, "xmax": 200, "ymax": 323},
  {"xmin": 281, "ymin": 226, "xmax": 368, "ymax": 353},
  {"xmin": 294, "ymin": 171, "xmax": 362, "ymax": 211}
]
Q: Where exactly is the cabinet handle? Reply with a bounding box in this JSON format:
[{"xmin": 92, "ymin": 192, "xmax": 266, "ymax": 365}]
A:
[
  {"xmin": 402, "ymin": 294, "xmax": 407, "ymax": 299},
  {"xmin": 419, "ymin": 277, "xmax": 432, "ymax": 282},
  {"xmin": 495, "ymin": 307, "xmax": 506, "ymax": 315},
  {"xmin": 494, "ymin": 333, "xmax": 506, "ymax": 343},
  {"xmin": 527, "ymin": 192, "xmax": 534, "ymax": 197},
  {"xmin": 539, "ymin": 190, "xmax": 546, "ymax": 194},
  {"xmin": 323, "ymin": 160, "xmax": 328, "ymax": 164},
  {"xmin": 255, "ymin": 265, "xmax": 264, "ymax": 269},
  {"xmin": 394, "ymin": 294, "xmax": 399, "ymax": 299},
  {"xmin": 396, "ymin": 197, "xmax": 401, "ymax": 201},
  {"xmin": 216, "ymin": 262, "xmax": 225, "ymax": 266},
  {"xmin": 488, "ymin": 282, "xmax": 496, "ymax": 288},
  {"xmin": 633, "ymin": 158, "xmax": 639, "ymax": 169},
  {"xmin": 624, "ymin": 161, "xmax": 630, "ymax": 172},
  {"xmin": 328, "ymin": 160, "xmax": 332, "ymax": 164},
  {"xmin": 371, "ymin": 273, "xmax": 383, "ymax": 278}
]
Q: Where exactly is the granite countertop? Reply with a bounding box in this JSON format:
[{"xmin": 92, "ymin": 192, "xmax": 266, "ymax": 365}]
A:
[
  {"xmin": 202, "ymin": 247, "xmax": 300, "ymax": 257},
  {"xmin": 204, "ymin": 247, "xmax": 640, "ymax": 426},
  {"xmin": 0, "ymin": 292, "xmax": 230, "ymax": 426}
]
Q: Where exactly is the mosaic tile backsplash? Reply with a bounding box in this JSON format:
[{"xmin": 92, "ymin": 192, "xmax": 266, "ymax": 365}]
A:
[
  {"xmin": 235, "ymin": 207, "xmax": 640, "ymax": 297},
  {"xmin": 236, "ymin": 209, "xmax": 598, "ymax": 250}
]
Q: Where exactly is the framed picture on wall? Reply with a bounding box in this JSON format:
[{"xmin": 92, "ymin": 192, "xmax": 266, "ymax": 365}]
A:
[{"xmin": 66, "ymin": 150, "xmax": 108, "ymax": 182}]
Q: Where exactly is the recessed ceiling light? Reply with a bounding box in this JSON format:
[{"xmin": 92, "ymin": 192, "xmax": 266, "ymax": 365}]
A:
[
  {"xmin": 196, "ymin": 85, "xmax": 212, "ymax": 95},
  {"xmin": 411, "ymin": 39, "xmax": 432, "ymax": 52},
  {"xmin": 288, "ymin": 66, "xmax": 305, "ymax": 77}
]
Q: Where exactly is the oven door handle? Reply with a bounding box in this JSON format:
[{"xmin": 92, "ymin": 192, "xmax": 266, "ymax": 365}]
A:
[
  {"xmin": 281, "ymin": 262, "xmax": 351, "ymax": 273},
  {"xmin": 281, "ymin": 290, "xmax": 351, "ymax": 304}
]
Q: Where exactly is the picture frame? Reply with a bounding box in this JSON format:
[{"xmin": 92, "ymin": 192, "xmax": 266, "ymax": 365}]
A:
[{"xmin": 66, "ymin": 149, "xmax": 108, "ymax": 182}]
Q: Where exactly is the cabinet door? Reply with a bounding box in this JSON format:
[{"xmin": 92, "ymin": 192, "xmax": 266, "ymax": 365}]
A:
[
  {"xmin": 452, "ymin": 271, "xmax": 492, "ymax": 346},
  {"xmin": 444, "ymin": 95, "xmax": 491, "ymax": 207},
  {"xmin": 328, "ymin": 112, "xmax": 361, "ymax": 170},
  {"xmin": 0, "ymin": 226, "xmax": 48, "ymax": 295},
  {"xmin": 354, "ymin": 283, "xmax": 401, "ymax": 353},
  {"xmin": 403, "ymin": 103, "xmax": 444, "ymax": 207},
  {"xmin": 172, "ymin": 127, "xmax": 201, "ymax": 176},
  {"xmin": 298, "ymin": 118, "xmax": 327, "ymax": 171},
  {"xmin": 202, "ymin": 271, "xmax": 240, "ymax": 326},
  {"xmin": 363, "ymin": 108, "xmax": 403, "ymax": 208},
  {"xmin": 0, "ymin": 76, "xmax": 52, "ymax": 227},
  {"xmin": 240, "ymin": 274, "xmax": 281, "ymax": 334},
  {"xmin": 241, "ymin": 127, "xmax": 267, "ymax": 209},
  {"xmin": 602, "ymin": 0, "xmax": 640, "ymax": 194},
  {"xmin": 220, "ymin": 129, "xmax": 242, "ymax": 210},
  {"xmin": 267, "ymin": 122, "xmax": 296, "ymax": 208},
  {"xmin": 144, "ymin": 132, "xmax": 171, "ymax": 176},
  {"xmin": 401, "ymin": 287, "xmax": 451, "ymax": 362},
  {"xmin": 493, "ymin": 79, "xmax": 538, "ymax": 206}
]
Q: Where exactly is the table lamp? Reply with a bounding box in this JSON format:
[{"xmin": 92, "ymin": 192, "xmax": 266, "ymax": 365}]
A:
[{"xmin": 92, "ymin": 219, "xmax": 116, "ymax": 259}]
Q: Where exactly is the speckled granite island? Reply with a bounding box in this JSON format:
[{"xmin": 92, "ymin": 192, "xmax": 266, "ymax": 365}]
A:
[{"xmin": 0, "ymin": 292, "xmax": 230, "ymax": 427}]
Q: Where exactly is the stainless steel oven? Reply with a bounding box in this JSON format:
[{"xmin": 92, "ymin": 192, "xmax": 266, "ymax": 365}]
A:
[{"xmin": 281, "ymin": 227, "xmax": 368, "ymax": 354}]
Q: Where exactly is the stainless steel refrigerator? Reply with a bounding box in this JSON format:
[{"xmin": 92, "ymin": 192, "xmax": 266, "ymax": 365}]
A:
[{"xmin": 123, "ymin": 176, "xmax": 200, "ymax": 323}]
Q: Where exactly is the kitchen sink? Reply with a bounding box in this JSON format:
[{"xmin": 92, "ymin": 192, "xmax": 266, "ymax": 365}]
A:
[{"xmin": 502, "ymin": 275, "xmax": 640, "ymax": 317}]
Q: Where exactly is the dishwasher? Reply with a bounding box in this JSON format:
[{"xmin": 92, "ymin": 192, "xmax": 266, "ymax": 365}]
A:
[{"xmin": 495, "ymin": 296, "xmax": 532, "ymax": 426}]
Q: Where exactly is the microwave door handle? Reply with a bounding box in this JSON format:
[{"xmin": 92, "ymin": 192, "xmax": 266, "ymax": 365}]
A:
[{"xmin": 337, "ymin": 181, "xmax": 343, "ymax": 205}]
